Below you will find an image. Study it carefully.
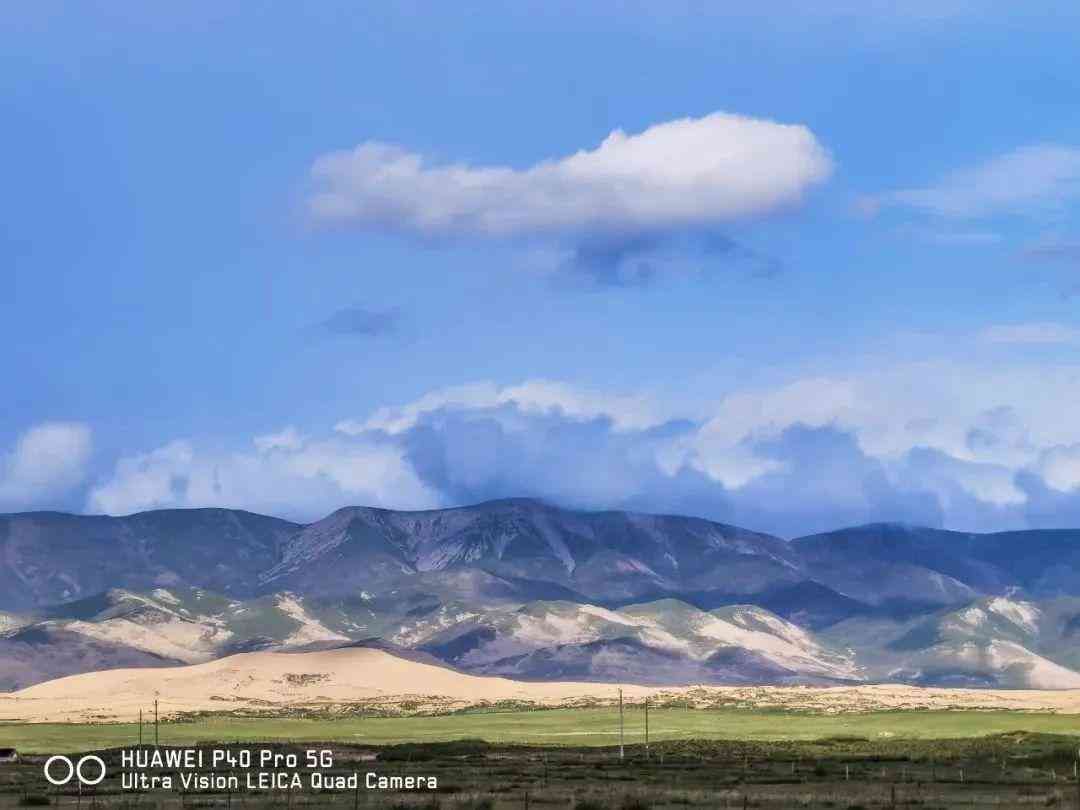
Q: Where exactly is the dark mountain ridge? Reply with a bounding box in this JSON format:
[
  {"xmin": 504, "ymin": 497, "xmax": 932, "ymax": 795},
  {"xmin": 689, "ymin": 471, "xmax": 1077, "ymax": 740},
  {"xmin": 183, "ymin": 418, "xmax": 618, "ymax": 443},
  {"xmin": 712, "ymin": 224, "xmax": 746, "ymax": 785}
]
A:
[
  {"xmin": 793, "ymin": 522, "xmax": 1080, "ymax": 603},
  {"xmin": 2, "ymin": 502, "xmax": 1078, "ymax": 613},
  {"xmin": 259, "ymin": 498, "xmax": 799, "ymax": 602},
  {"xmin": 0, "ymin": 508, "xmax": 297, "ymax": 609}
]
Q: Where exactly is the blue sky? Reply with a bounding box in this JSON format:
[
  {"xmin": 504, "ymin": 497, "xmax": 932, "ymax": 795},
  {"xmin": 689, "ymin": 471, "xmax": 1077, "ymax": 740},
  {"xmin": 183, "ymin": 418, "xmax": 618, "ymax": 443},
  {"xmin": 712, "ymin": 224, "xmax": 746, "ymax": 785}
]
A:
[{"xmin": 4, "ymin": 2, "xmax": 1080, "ymax": 536}]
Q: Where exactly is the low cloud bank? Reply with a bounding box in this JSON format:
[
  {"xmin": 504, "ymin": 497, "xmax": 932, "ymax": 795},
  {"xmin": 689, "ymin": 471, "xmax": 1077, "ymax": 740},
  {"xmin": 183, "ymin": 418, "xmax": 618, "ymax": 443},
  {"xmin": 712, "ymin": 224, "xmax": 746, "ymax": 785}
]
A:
[{"xmin": 83, "ymin": 360, "xmax": 1080, "ymax": 536}]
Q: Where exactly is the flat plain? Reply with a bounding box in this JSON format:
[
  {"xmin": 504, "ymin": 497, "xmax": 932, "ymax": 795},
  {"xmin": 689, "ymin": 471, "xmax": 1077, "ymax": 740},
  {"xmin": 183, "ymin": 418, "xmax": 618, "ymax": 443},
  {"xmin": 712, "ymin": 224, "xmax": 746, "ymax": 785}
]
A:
[{"xmin": 3, "ymin": 706, "xmax": 1080, "ymax": 753}]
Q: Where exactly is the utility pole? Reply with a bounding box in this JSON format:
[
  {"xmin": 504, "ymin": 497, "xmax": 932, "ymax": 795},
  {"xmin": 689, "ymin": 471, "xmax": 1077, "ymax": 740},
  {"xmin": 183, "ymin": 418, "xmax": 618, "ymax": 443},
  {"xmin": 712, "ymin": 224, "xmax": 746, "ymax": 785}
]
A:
[
  {"xmin": 154, "ymin": 698, "xmax": 159, "ymax": 747},
  {"xmin": 139, "ymin": 709, "xmax": 143, "ymax": 746},
  {"xmin": 618, "ymin": 689, "xmax": 624, "ymax": 761},
  {"xmin": 644, "ymin": 697, "xmax": 650, "ymax": 761}
]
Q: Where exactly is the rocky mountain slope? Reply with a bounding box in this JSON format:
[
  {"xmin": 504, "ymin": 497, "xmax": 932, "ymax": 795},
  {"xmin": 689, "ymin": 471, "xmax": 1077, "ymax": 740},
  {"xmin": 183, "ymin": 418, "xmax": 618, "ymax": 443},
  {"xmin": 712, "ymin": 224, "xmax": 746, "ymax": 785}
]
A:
[
  {"xmin": 0, "ymin": 588, "xmax": 855, "ymax": 689},
  {"xmin": 0, "ymin": 586, "xmax": 353, "ymax": 690},
  {"xmin": 408, "ymin": 598, "xmax": 857, "ymax": 684}
]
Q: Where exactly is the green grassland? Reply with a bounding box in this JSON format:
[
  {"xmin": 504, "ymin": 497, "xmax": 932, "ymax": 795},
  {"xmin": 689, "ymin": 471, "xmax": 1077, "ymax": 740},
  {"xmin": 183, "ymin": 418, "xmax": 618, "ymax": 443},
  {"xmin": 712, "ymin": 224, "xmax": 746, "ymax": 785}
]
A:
[{"xmin": 3, "ymin": 706, "xmax": 1079, "ymax": 753}]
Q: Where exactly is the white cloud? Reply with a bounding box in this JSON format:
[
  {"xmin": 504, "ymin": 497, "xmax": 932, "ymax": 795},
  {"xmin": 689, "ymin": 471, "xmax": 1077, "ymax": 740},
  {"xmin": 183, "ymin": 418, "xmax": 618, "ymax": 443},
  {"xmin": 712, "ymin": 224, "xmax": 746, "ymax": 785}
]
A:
[
  {"xmin": 253, "ymin": 426, "xmax": 305, "ymax": 452},
  {"xmin": 657, "ymin": 357, "xmax": 1080, "ymax": 512},
  {"xmin": 307, "ymin": 113, "xmax": 832, "ymax": 239},
  {"xmin": 0, "ymin": 422, "xmax": 92, "ymax": 510},
  {"xmin": 873, "ymin": 144, "xmax": 1080, "ymax": 219},
  {"xmin": 1035, "ymin": 444, "xmax": 1080, "ymax": 492},
  {"xmin": 334, "ymin": 360, "xmax": 1080, "ymax": 518},
  {"xmin": 980, "ymin": 322, "xmax": 1080, "ymax": 345},
  {"xmin": 680, "ymin": 377, "xmax": 859, "ymax": 487},
  {"xmin": 897, "ymin": 449, "xmax": 1027, "ymax": 509},
  {"xmin": 86, "ymin": 440, "xmax": 194, "ymax": 515},
  {"xmin": 337, "ymin": 379, "xmax": 667, "ymax": 436},
  {"xmin": 87, "ymin": 434, "xmax": 440, "ymax": 518},
  {"xmin": 693, "ymin": 362, "xmax": 1067, "ymax": 469}
]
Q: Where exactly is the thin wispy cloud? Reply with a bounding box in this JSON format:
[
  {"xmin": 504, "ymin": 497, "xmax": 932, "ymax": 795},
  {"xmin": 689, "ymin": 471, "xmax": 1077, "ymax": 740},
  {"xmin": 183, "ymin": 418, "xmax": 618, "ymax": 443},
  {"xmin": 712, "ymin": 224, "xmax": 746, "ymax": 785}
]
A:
[
  {"xmin": 1017, "ymin": 241, "xmax": 1080, "ymax": 298},
  {"xmin": 1023, "ymin": 241, "xmax": 1080, "ymax": 262},
  {"xmin": 868, "ymin": 144, "xmax": 1080, "ymax": 220},
  {"xmin": 313, "ymin": 306, "xmax": 400, "ymax": 338},
  {"xmin": 979, "ymin": 322, "xmax": 1080, "ymax": 345}
]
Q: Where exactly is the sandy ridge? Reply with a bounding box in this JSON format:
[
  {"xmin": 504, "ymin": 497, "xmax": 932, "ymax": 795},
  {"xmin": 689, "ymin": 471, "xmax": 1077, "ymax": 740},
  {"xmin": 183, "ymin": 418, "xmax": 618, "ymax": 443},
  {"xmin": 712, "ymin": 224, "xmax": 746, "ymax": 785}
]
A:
[{"xmin": 2, "ymin": 647, "xmax": 1079, "ymax": 724}]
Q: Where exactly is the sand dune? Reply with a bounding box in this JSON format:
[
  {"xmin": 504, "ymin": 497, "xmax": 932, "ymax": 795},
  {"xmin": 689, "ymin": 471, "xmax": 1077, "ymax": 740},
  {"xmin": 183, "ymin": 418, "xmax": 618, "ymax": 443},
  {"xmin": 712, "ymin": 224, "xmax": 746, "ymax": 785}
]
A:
[{"xmin": 2, "ymin": 647, "xmax": 1079, "ymax": 723}]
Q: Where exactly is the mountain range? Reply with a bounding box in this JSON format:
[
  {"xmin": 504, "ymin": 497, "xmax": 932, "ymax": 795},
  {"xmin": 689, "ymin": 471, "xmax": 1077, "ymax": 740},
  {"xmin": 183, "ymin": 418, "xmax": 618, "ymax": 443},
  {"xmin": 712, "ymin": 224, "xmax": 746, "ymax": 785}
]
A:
[{"xmin": 2, "ymin": 498, "xmax": 1079, "ymax": 692}]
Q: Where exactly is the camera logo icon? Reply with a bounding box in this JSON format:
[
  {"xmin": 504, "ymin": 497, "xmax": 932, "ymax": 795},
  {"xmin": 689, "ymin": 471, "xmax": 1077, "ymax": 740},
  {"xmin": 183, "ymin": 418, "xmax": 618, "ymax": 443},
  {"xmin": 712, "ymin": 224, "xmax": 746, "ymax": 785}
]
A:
[{"xmin": 43, "ymin": 756, "xmax": 107, "ymax": 787}]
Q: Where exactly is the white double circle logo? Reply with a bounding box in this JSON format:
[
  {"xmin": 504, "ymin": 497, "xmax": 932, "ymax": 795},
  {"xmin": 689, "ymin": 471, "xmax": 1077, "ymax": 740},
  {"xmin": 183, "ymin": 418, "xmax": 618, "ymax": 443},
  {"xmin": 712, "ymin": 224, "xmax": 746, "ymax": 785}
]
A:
[{"xmin": 43, "ymin": 756, "xmax": 107, "ymax": 787}]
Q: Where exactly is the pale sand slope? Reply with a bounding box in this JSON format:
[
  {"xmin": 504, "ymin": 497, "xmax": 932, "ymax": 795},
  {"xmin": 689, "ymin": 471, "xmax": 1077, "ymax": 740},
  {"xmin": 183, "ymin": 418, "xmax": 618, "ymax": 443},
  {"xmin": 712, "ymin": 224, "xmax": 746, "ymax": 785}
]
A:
[{"xmin": 2, "ymin": 647, "xmax": 1079, "ymax": 723}]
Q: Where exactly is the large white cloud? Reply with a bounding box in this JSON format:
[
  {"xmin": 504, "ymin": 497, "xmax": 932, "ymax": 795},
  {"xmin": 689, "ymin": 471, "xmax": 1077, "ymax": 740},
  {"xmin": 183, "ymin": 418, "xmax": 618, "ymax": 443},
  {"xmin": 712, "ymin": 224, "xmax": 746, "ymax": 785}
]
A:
[
  {"xmin": 307, "ymin": 113, "xmax": 832, "ymax": 239},
  {"xmin": 0, "ymin": 422, "xmax": 93, "ymax": 510}
]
